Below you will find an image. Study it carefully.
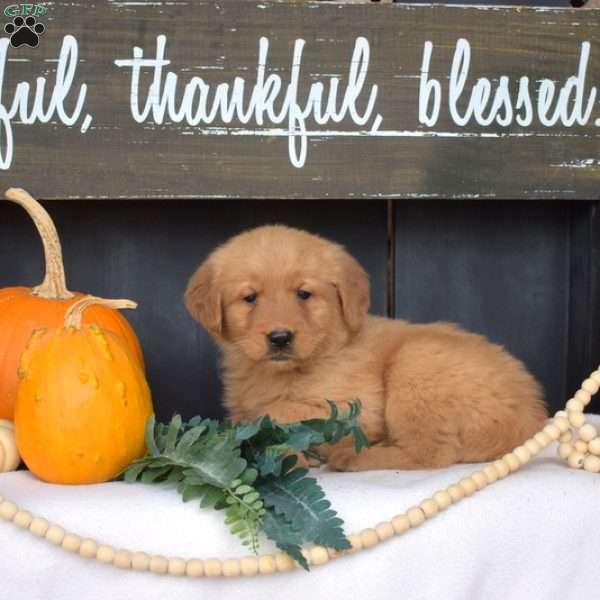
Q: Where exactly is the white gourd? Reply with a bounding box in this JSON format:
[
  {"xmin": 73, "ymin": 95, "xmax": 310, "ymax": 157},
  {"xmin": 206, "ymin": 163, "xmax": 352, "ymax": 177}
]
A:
[{"xmin": 0, "ymin": 420, "xmax": 20, "ymax": 472}]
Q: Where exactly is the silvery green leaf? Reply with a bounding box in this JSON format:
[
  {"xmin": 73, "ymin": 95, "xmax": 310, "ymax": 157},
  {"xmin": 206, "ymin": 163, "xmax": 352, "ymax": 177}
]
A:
[
  {"xmin": 164, "ymin": 415, "xmax": 183, "ymax": 455},
  {"xmin": 145, "ymin": 415, "xmax": 160, "ymax": 457}
]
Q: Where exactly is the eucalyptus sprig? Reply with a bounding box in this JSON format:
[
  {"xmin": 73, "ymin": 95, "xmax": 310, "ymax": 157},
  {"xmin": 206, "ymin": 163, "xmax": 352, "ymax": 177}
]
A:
[{"xmin": 122, "ymin": 401, "xmax": 368, "ymax": 570}]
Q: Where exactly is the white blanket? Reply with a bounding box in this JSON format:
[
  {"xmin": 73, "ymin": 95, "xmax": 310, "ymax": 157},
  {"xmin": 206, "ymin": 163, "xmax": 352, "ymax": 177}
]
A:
[{"xmin": 2, "ymin": 416, "xmax": 600, "ymax": 600}]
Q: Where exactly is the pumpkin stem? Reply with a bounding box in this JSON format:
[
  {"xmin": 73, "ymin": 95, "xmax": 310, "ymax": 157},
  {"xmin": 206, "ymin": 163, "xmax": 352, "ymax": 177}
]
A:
[
  {"xmin": 4, "ymin": 187, "xmax": 75, "ymax": 300},
  {"xmin": 64, "ymin": 295, "xmax": 138, "ymax": 330}
]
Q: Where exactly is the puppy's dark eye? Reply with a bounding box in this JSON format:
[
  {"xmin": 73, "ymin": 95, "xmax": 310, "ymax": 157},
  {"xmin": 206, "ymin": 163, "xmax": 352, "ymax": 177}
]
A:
[
  {"xmin": 297, "ymin": 289, "xmax": 312, "ymax": 301},
  {"xmin": 243, "ymin": 292, "xmax": 257, "ymax": 304}
]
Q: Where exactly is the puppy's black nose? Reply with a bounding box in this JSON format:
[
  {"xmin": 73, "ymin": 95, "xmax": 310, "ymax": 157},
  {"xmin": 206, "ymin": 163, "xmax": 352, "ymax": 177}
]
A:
[{"xmin": 267, "ymin": 330, "xmax": 294, "ymax": 349}]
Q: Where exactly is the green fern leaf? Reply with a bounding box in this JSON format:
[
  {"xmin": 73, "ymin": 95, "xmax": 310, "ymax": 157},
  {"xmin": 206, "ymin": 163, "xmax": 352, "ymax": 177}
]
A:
[
  {"xmin": 257, "ymin": 469, "xmax": 351, "ymax": 551},
  {"xmin": 223, "ymin": 481, "xmax": 264, "ymax": 553},
  {"xmin": 123, "ymin": 404, "xmax": 368, "ymax": 561},
  {"xmin": 262, "ymin": 511, "xmax": 308, "ymax": 570}
]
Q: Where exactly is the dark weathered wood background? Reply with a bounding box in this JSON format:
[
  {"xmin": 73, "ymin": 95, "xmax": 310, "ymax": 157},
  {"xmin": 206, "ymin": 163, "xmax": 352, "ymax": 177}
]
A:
[
  {"xmin": 0, "ymin": 1, "xmax": 598, "ymax": 198},
  {"xmin": 1, "ymin": 198, "xmax": 598, "ymax": 417}
]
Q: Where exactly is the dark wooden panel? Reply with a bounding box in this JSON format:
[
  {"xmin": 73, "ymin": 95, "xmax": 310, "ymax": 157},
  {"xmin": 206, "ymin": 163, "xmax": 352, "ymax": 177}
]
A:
[
  {"xmin": 393, "ymin": 201, "xmax": 573, "ymax": 414},
  {"xmin": 567, "ymin": 202, "xmax": 600, "ymax": 412},
  {"xmin": 0, "ymin": 199, "xmax": 387, "ymax": 421},
  {"xmin": 0, "ymin": 2, "xmax": 599, "ymax": 198}
]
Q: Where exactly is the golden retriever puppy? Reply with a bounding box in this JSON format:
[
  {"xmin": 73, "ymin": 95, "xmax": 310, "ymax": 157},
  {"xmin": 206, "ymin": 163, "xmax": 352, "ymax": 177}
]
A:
[{"xmin": 185, "ymin": 225, "xmax": 548, "ymax": 471}]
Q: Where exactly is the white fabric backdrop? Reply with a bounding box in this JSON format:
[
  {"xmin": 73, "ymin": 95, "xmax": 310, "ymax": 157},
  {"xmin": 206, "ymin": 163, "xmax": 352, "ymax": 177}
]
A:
[{"xmin": 2, "ymin": 416, "xmax": 600, "ymax": 600}]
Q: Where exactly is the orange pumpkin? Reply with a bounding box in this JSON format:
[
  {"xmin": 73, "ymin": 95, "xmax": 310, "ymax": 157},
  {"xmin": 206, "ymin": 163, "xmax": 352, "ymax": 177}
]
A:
[
  {"xmin": 0, "ymin": 187, "xmax": 144, "ymax": 420},
  {"xmin": 14, "ymin": 296, "xmax": 153, "ymax": 484}
]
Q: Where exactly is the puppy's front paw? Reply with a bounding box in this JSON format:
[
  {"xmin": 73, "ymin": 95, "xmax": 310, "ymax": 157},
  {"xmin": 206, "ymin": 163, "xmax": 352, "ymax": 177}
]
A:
[{"xmin": 327, "ymin": 446, "xmax": 363, "ymax": 472}]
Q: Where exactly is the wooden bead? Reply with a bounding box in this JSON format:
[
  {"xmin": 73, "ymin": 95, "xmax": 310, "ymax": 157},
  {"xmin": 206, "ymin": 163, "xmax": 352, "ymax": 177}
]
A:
[
  {"xmin": 360, "ymin": 528, "xmax": 379, "ymax": 548},
  {"xmin": 45, "ymin": 525, "xmax": 65, "ymax": 546},
  {"xmin": 375, "ymin": 521, "xmax": 395, "ymax": 541},
  {"xmin": 114, "ymin": 550, "xmax": 132, "ymax": 569},
  {"xmin": 309, "ymin": 546, "xmax": 330, "ymax": 566},
  {"xmin": 167, "ymin": 557, "xmax": 186, "ymax": 576},
  {"xmin": 433, "ymin": 490, "xmax": 453, "ymax": 510},
  {"xmin": 575, "ymin": 440, "xmax": 588, "ymax": 454},
  {"xmin": 554, "ymin": 416, "xmax": 571, "ymax": 432},
  {"xmin": 558, "ymin": 443, "xmax": 574, "ymax": 459},
  {"xmin": 96, "ymin": 545, "xmax": 116, "ymax": 564},
  {"xmin": 574, "ymin": 390, "xmax": 592, "ymax": 405},
  {"xmin": 513, "ymin": 446, "xmax": 531, "ymax": 465},
  {"xmin": 583, "ymin": 455, "xmax": 600, "ymax": 473},
  {"xmin": 482, "ymin": 465, "xmax": 499, "ymax": 484},
  {"xmin": 471, "ymin": 471, "xmax": 488, "ymax": 490},
  {"xmin": 459, "ymin": 477, "xmax": 477, "ymax": 496},
  {"xmin": 582, "ymin": 378, "xmax": 600, "ymax": 394},
  {"xmin": 257, "ymin": 555, "xmax": 276, "ymax": 575},
  {"xmin": 391, "ymin": 514, "xmax": 410, "ymax": 534},
  {"xmin": 568, "ymin": 412, "xmax": 586, "ymax": 429},
  {"xmin": 568, "ymin": 451, "xmax": 585, "ymax": 469},
  {"xmin": 447, "ymin": 483, "xmax": 465, "ymax": 502},
  {"xmin": 579, "ymin": 424, "xmax": 598, "ymax": 442},
  {"xmin": 534, "ymin": 431, "xmax": 552, "ymax": 448},
  {"xmin": 80, "ymin": 539, "xmax": 98, "ymax": 559},
  {"xmin": 407, "ymin": 507, "xmax": 426, "ymax": 526},
  {"xmin": 185, "ymin": 558, "xmax": 204, "ymax": 577},
  {"xmin": 29, "ymin": 517, "xmax": 49, "ymax": 538},
  {"xmin": 591, "ymin": 371, "xmax": 600, "ymax": 385},
  {"xmin": 327, "ymin": 547, "xmax": 339, "ymax": 559},
  {"xmin": 525, "ymin": 439, "xmax": 542, "ymax": 455},
  {"xmin": 346, "ymin": 533, "xmax": 362, "ymax": 552},
  {"xmin": 559, "ymin": 431, "xmax": 573, "ymax": 443},
  {"xmin": 240, "ymin": 556, "xmax": 259, "ymax": 576},
  {"xmin": 222, "ymin": 559, "xmax": 241, "ymax": 577},
  {"xmin": 274, "ymin": 552, "xmax": 295, "ymax": 572},
  {"xmin": 543, "ymin": 423, "xmax": 561, "ymax": 440},
  {"xmin": 565, "ymin": 399, "xmax": 584, "ymax": 413},
  {"xmin": 0, "ymin": 500, "xmax": 17, "ymax": 521},
  {"xmin": 149, "ymin": 555, "xmax": 169, "ymax": 574},
  {"xmin": 420, "ymin": 498, "xmax": 439, "ymax": 517},
  {"xmin": 493, "ymin": 459, "xmax": 510, "ymax": 479},
  {"xmin": 12, "ymin": 510, "xmax": 32, "ymax": 529},
  {"xmin": 62, "ymin": 533, "xmax": 81, "ymax": 553},
  {"xmin": 501, "ymin": 453, "xmax": 520, "ymax": 472},
  {"xmin": 130, "ymin": 552, "xmax": 149, "ymax": 571},
  {"xmin": 588, "ymin": 438, "xmax": 600, "ymax": 456}
]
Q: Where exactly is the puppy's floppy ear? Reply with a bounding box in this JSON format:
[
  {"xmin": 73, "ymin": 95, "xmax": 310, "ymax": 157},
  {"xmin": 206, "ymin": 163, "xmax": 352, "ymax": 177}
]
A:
[
  {"xmin": 184, "ymin": 259, "xmax": 223, "ymax": 336},
  {"xmin": 332, "ymin": 250, "xmax": 370, "ymax": 333}
]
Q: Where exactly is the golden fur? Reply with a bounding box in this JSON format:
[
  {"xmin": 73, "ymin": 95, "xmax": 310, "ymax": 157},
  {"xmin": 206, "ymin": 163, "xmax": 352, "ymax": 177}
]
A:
[{"xmin": 185, "ymin": 225, "xmax": 548, "ymax": 471}]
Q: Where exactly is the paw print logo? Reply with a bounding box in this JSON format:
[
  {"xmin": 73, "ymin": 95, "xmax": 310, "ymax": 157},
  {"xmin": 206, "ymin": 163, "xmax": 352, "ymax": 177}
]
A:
[{"xmin": 4, "ymin": 16, "xmax": 45, "ymax": 48}]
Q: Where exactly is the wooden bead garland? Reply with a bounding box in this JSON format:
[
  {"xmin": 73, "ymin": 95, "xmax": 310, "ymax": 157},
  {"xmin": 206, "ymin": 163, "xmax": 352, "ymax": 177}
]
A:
[{"xmin": 1, "ymin": 368, "xmax": 600, "ymax": 577}]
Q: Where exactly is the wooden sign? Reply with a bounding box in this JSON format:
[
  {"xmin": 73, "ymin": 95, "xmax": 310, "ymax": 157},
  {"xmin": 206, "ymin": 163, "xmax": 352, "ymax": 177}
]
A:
[{"xmin": 0, "ymin": 1, "xmax": 599, "ymax": 199}]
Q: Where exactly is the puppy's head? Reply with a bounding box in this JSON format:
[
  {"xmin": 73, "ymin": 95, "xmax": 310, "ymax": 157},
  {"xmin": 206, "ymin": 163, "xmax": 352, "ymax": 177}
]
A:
[{"xmin": 185, "ymin": 225, "xmax": 370, "ymax": 367}]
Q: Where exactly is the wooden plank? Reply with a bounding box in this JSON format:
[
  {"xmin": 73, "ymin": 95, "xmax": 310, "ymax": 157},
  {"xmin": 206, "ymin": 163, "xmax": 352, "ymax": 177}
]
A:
[
  {"xmin": 0, "ymin": 2, "xmax": 599, "ymax": 199},
  {"xmin": 567, "ymin": 201, "xmax": 600, "ymax": 413},
  {"xmin": 394, "ymin": 200, "xmax": 571, "ymax": 414}
]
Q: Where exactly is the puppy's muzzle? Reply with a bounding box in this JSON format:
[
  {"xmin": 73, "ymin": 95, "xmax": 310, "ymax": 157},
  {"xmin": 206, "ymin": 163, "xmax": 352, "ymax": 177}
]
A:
[{"xmin": 267, "ymin": 330, "xmax": 294, "ymax": 354}]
